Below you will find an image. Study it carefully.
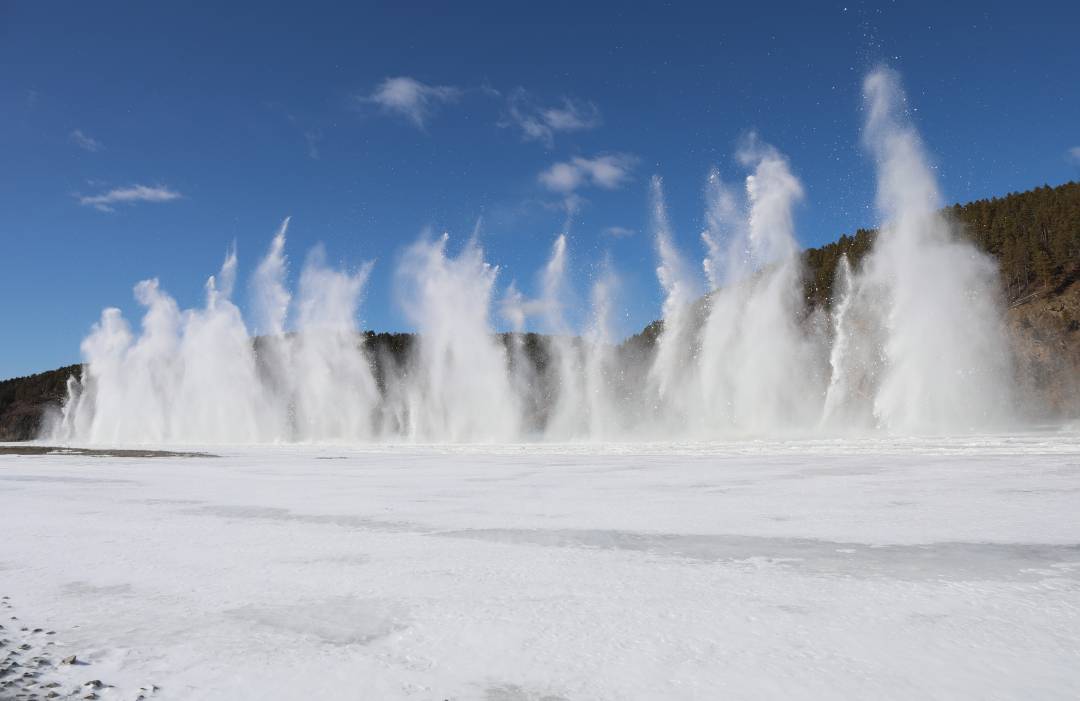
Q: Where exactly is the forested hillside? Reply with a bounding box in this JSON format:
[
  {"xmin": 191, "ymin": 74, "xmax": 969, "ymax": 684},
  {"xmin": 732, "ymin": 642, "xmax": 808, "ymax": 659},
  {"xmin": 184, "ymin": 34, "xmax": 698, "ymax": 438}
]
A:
[
  {"xmin": 2, "ymin": 182, "xmax": 1077, "ymax": 441},
  {"xmin": 805, "ymin": 181, "xmax": 1080, "ymax": 308}
]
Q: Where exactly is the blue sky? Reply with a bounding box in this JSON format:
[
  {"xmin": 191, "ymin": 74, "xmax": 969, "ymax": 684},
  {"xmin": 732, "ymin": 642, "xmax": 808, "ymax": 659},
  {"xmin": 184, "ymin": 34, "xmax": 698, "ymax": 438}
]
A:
[{"xmin": 2, "ymin": 1, "xmax": 1079, "ymax": 378}]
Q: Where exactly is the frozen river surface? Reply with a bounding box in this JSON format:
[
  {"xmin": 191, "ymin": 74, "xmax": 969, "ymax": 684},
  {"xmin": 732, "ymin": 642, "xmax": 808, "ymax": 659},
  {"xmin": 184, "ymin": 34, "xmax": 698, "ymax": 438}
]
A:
[{"xmin": 1, "ymin": 435, "xmax": 1079, "ymax": 699}]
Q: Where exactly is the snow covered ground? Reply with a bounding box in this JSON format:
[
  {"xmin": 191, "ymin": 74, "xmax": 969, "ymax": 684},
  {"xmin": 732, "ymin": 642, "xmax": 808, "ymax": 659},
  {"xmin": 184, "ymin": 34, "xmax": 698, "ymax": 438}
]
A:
[{"xmin": 2, "ymin": 434, "xmax": 1079, "ymax": 699}]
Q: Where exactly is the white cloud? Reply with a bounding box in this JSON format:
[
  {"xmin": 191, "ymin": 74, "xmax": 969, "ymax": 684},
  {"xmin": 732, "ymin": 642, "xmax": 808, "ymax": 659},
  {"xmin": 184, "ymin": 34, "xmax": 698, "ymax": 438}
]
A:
[
  {"xmin": 1068, "ymin": 146, "xmax": 1080, "ymax": 165},
  {"xmin": 360, "ymin": 76, "xmax": 461, "ymax": 129},
  {"xmin": 538, "ymin": 154, "xmax": 635, "ymax": 220},
  {"xmin": 77, "ymin": 184, "xmax": 183, "ymax": 212},
  {"xmin": 503, "ymin": 89, "xmax": 601, "ymax": 147},
  {"xmin": 70, "ymin": 129, "xmax": 103, "ymax": 152},
  {"xmin": 539, "ymin": 161, "xmax": 584, "ymax": 192},
  {"xmin": 603, "ymin": 226, "xmax": 635, "ymax": 238},
  {"xmin": 538, "ymin": 154, "xmax": 635, "ymax": 193}
]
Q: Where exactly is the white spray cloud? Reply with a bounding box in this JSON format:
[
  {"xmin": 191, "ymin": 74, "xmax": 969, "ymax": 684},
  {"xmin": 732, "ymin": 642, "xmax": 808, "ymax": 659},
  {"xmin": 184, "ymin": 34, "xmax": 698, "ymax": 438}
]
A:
[
  {"xmin": 856, "ymin": 67, "xmax": 1014, "ymax": 433},
  {"xmin": 694, "ymin": 142, "xmax": 822, "ymax": 435},
  {"xmin": 647, "ymin": 176, "xmax": 702, "ymax": 427},
  {"xmin": 51, "ymin": 67, "xmax": 1024, "ymax": 445},
  {"xmin": 55, "ymin": 220, "xmax": 381, "ymax": 443},
  {"xmin": 738, "ymin": 136, "xmax": 804, "ymax": 267},
  {"xmin": 700, "ymin": 169, "xmax": 745, "ymax": 291},
  {"xmin": 603, "ymin": 226, "xmax": 635, "ymax": 238},
  {"xmin": 396, "ymin": 234, "xmax": 521, "ymax": 441},
  {"xmin": 250, "ymin": 218, "xmax": 292, "ymax": 337}
]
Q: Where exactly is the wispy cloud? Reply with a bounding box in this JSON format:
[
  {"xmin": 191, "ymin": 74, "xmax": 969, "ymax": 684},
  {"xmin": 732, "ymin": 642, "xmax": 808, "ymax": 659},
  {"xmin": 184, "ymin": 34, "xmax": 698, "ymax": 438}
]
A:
[
  {"xmin": 1068, "ymin": 146, "xmax": 1080, "ymax": 165},
  {"xmin": 359, "ymin": 76, "xmax": 461, "ymax": 129},
  {"xmin": 304, "ymin": 130, "xmax": 322, "ymax": 159},
  {"xmin": 603, "ymin": 226, "xmax": 635, "ymax": 238},
  {"xmin": 70, "ymin": 129, "xmax": 103, "ymax": 152},
  {"xmin": 77, "ymin": 184, "xmax": 183, "ymax": 212},
  {"xmin": 502, "ymin": 89, "xmax": 601, "ymax": 147}
]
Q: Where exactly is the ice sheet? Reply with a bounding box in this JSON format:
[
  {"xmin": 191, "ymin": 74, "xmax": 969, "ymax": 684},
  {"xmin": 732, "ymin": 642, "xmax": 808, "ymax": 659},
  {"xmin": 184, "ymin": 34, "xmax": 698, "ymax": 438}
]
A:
[{"xmin": 1, "ymin": 436, "xmax": 1079, "ymax": 699}]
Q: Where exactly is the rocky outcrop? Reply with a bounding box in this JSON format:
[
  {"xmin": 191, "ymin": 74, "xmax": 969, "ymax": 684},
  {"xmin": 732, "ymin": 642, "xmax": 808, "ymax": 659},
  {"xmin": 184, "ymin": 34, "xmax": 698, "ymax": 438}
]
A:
[{"xmin": 1009, "ymin": 273, "xmax": 1080, "ymax": 419}]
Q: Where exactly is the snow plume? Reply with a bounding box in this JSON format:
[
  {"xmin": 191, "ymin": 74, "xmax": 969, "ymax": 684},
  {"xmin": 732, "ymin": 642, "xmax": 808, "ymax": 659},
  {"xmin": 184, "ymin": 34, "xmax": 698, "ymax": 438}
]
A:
[
  {"xmin": 500, "ymin": 235, "xmax": 622, "ymax": 440},
  {"xmin": 52, "ymin": 68, "xmax": 1021, "ymax": 445},
  {"xmin": 854, "ymin": 67, "xmax": 1013, "ymax": 432},
  {"xmin": 701, "ymin": 169, "xmax": 743, "ymax": 291},
  {"xmin": 739, "ymin": 136, "xmax": 803, "ymax": 267},
  {"xmin": 248, "ymin": 223, "xmax": 381, "ymax": 441},
  {"xmin": 536, "ymin": 235, "xmax": 587, "ymax": 439},
  {"xmin": 55, "ymin": 252, "xmax": 270, "ymax": 444},
  {"xmin": 395, "ymin": 234, "xmax": 521, "ymax": 441},
  {"xmin": 580, "ymin": 258, "xmax": 621, "ymax": 439},
  {"xmin": 289, "ymin": 248, "xmax": 378, "ymax": 440},
  {"xmin": 535, "ymin": 235, "xmax": 619, "ymax": 440},
  {"xmin": 647, "ymin": 176, "xmax": 702, "ymax": 431},
  {"xmin": 55, "ymin": 221, "xmax": 379, "ymax": 444},
  {"xmin": 695, "ymin": 141, "xmax": 824, "ymax": 434},
  {"xmin": 818, "ymin": 254, "xmax": 879, "ymax": 432},
  {"xmin": 251, "ymin": 218, "xmax": 291, "ymax": 337}
]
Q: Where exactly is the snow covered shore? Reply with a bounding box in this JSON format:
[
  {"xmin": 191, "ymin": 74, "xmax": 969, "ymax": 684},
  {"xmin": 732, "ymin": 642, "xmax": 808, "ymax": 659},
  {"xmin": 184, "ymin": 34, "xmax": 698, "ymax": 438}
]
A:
[{"xmin": 1, "ymin": 436, "xmax": 1079, "ymax": 699}]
